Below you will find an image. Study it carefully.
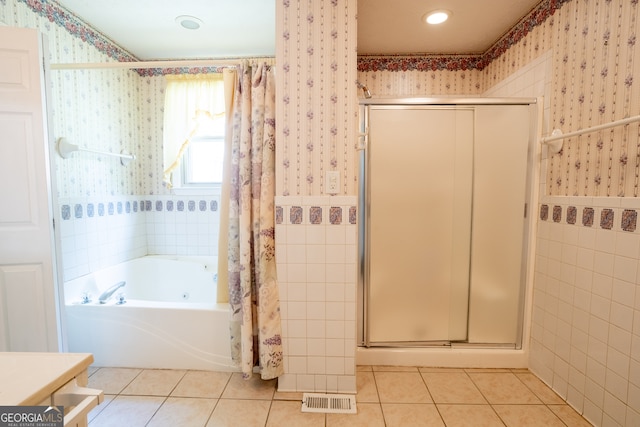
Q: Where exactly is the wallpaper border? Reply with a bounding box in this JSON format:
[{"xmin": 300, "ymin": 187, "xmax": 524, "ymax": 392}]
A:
[
  {"xmin": 357, "ymin": 0, "xmax": 572, "ymax": 72},
  {"xmin": 20, "ymin": 0, "xmax": 272, "ymax": 76},
  {"xmin": 20, "ymin": 0, "xmax": 137, "ymax": 62},
  {"xmin": 28, "ymin": 0, "xmax": 572, "ymax": 75}
]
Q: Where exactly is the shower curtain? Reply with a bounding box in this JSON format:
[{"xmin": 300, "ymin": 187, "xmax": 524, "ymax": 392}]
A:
[{"xmin": 226, "ymin": 63, "xmax": 284, "ymax": 380}]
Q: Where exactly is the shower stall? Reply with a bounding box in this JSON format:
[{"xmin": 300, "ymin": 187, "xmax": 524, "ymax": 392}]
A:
[{"xmin": 357, "ymin": 98, "xmax": 539, "ymax": 365}]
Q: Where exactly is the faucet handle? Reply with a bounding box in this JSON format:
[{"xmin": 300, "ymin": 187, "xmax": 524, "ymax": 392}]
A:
[
  {"xmin": 81, "ymin": 292, "xmax": 92, "ymax": 304},
  {"xmin": 116, "ymin": 292, "xmax": 126, "ymax": 305}
]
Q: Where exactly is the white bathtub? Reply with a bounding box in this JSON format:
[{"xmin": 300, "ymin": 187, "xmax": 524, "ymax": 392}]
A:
[{"xmin": 64, "ymin": 256, "xmax": 236, "ymax": 371}]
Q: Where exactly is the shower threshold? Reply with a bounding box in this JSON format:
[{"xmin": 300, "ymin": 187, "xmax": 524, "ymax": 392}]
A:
[{"xmin": 363, "ymin": 341, "xmax": 517, "ymax": 349}]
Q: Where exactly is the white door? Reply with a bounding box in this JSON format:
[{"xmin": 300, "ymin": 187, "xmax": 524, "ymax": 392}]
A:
[{"xmin": 0, "ymin": 27, "xmax": 60, "ymax": 351}]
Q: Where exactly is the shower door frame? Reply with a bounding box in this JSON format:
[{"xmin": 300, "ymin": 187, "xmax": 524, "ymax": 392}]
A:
[{"xmin": 357, "ymin": 97, "xmax": 539, "ymax": 350}]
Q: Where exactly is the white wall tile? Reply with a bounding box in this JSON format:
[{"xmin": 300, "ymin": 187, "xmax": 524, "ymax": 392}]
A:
[
  {"xmin": 613, "ymin": 255, "xmax": 637, "ymax": 284},
  {"xmin": 307, "ymin": 320, "xmax": 326, "ymax": 338},
  {"xmin": 610, "ymin": 304, "xmax": 634, "ymax": 333},
  {"xmin": 307, "ymin": 338, "xmax": 326, "ymax": 356},
  {"xmin": 306, "ymin": 283, "xmax": 326, "ymax": 302},
  {"xmin": 611, "ymin": 280, "xmax": 635, "ymax": 308}
]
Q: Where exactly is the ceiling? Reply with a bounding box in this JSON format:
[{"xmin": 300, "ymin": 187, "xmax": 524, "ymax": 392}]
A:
[
  {"xmin": 55, "ymin": 0, "xmax": 542, "ymax": 60},
  {"xmin": 358, "ymin": 0, "xmax": 541, "ymax": 55}
]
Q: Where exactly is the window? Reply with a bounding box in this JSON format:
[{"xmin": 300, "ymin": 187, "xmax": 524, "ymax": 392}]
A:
[
  {"xmin": 162, "ymin": 74, "xmax": 226, "ymax": 193},
  {"xmin": 183, "ymin": 136, "xmax": 225, "ymax": 185},
  {"xmin": 180, "ymin": 113, "xmax": 225, "ymax": 187}
]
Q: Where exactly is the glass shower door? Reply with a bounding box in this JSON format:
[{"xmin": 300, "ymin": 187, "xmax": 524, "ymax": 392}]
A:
[{"xmin": 365, "ymin": 107, "xmax": 474, "ymax": 345}]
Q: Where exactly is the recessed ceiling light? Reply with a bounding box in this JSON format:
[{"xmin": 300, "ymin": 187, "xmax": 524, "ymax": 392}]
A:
[
  {"xmin": 424, "ymin": 10, "xmax": 450, "ymax": 25},
  {"xmin": 175, "ymin": 15, "xmax": 203, "ymax": 30}
]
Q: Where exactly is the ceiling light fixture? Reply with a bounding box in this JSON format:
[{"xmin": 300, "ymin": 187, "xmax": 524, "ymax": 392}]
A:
[
  {"xmin": 424, "ymin": 10, "xmax": 450, "ymax": 25},
  {"xmin": 175, "ymin": 15, "xmax": 203, "ymax": 30}
]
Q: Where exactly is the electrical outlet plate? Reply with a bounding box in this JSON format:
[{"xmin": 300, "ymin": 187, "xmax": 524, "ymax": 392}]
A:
[{"xmin": 325, "ymin": 171, "xmax": 340, "ymax": 194}]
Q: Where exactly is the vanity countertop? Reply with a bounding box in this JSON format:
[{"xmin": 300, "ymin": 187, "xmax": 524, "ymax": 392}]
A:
[{"xmin": 0, "ymin": 352, "xmax": 94, "ymax": 405}]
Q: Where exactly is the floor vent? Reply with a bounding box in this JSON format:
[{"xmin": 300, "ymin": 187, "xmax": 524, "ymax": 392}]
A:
[{"xmin": 301, "ymin": 393, "xmax": 357, "ymax": 414}]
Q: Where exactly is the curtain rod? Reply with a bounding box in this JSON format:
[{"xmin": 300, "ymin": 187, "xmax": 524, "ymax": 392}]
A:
[
  {"xmin": 541, "ymin": 115, "xmax": 640, "ymax": 154},
  {"xmin": 50, "ymin": 59, "xmax": 242, "ymax": 70}
]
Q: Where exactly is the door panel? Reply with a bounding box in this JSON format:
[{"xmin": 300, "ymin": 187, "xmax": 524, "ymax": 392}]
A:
[
  {"xmin": 467, "ymin": 105, "xmax": 530, "ymax": 344},
  {"xmin": 366, "ymin": 107, "xmax": 473, "ymax": 344},
  {"xmin": 0, "ymin": 27, "xmax": 59, "ymax": 351}
]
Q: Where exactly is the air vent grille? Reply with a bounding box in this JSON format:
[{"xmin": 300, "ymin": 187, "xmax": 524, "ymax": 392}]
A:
[{"xmin": 301, "ymin": 393, "xmax": 357, "ymax": 414}]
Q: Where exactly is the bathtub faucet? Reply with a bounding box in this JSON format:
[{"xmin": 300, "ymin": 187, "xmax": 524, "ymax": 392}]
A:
[{"xmin": 98, "ymin": 281, "xmax": 126, "ymax": 304}]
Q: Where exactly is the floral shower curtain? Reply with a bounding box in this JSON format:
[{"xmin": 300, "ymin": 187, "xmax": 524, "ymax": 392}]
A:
[{"xmin": 227, "ymin": 62, "xmax": 284, "ymax": 380}]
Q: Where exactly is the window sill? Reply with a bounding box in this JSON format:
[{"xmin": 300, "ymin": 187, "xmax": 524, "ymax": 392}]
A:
[{"xmin": 171, "ymin": 187, "xmax": 221, "ymax": 197}]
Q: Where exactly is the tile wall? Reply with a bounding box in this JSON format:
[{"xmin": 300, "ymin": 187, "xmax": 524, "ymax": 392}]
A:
[
  {"xmin": 274, "ymin": 195, "xmax": 358, "ymax": 393},
  {"xmin": 58, "ymin": 194, "xmax": 220, "ymax": 281},
  {"xmin": 531, "ymin": 196, "xmax": 640, "ymax": 426}
]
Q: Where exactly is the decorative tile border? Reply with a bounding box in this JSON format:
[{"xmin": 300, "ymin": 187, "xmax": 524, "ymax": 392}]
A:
[
  {"xmin": 540, "ymin": 204, "xmax": 549, "ymax": 221},
  {"xmin": 277, "ymin": 205, "xmax": 356, "ymax": 225},
  {"xmin": 583, "ymin": 208, "xmax": 594, "ymax": 227},
  {"xmin": 290, "ymin": 206, "xmax": 303, "ymax": 224},
  {"xmin": 622, "ymin": 210, "xmax": 637, "ymax": 232},
  {"xmin": 60, "ymin": 197, "xmax": 219, "ymax": 220},
  {"xmin": 600, "ymin": 209, "xmax": 614, "ymax": 230},
  {"xmin": 275, "ymin": 195, "xmax": 358, "ymax": 226},
  {"xmin": 566, "ymin": 206, "xmax": 577, "ymax": 225},
  {"xmin": 539, "ymin": 202, "xmax": 638, "ymax": 232}
]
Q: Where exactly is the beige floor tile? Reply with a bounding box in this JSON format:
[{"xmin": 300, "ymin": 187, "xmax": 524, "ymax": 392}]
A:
[
  {"xmin": 273, "ymin": 391, "xmax": 304, "ymax": 401},
  {"xmin": 372, "ymin": 365, "xmax": 419, "ymax": 372},
  {"xmin": 381, "ymin": 403, "xmax": 445, "ymax": 427},
  {"xmin": 171, "ymin": 370, "xmax": 231, "ymax": 398},
  {"xmin": 437, "ymin": 404, "xmax": 504, "ymax": 427},
  {"xmin": 206, "ymin": 399, "xmax": 271, "ymax": 427},
  {"xmin": 468, "ymin": 372, "xmax": 541, "ymax": 404},
  {"xmin": 87, "ymin": 394, "xmax": 115, "ymax": 423},
  {"xmin": 422, "ymin": 372, "xmax": 486, "ymax": 404},
  {"xmin": 265, "ymin": 400, "xmax": 324, "ymax": 427},
  {"xmin": 419, "ymin": 367, "xmax": 465, "ymax": 373},
  {"xmin": 121, "ymin": 369, "xmax": 186, "ymax": 396},
  {"xmin": 326, "ymin": 402, "xmax": 385, "ymax": 427},
  {"xmin": 221, "ymin": 372, "xmax": 277, "ymax": 400},
  {"xmin": 88, "ymin": 367, "xmax": 142, "ymax": 394},
  {"xmin": 374, "ymin": 372, "xmax": 432, "ymax": 403},
  {"xmin": 146, "ymin": 397, "xmax": 216, "ymax": 427},
  {"xmin": 356, "ymin": 365, "xmax": 373, "ymax": 372},
  {"xmin": 548, "ymin": 404, "xmax": 593, "ymax": 426},
  {"xmin": 492, "ymin": 404, "xmax": 566, "ymax": 427},
  {"xmin": 356, "ymin": 371, "xmax": 379, "ymax": 403},
  {"xmin": 87, "ymin": 366, "xmax": 593, "ymax": 427},
  {"xmin": 88, "ymin": 395, "xmax": 165, "ymax": 427},
  {"xmin": 514, "ymin": 372, "xmax": 565, "ymax": 404}
]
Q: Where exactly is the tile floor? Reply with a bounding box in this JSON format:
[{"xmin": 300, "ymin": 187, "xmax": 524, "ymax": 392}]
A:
[{"xmin": 86, "ymin": 365, "xmax": 593, "ymax": 426}]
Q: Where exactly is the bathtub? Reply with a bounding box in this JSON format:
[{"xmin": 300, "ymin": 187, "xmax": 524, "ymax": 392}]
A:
[{"xmin": 63, "ymin": 256, "xmax": 236, "ymax": 371}]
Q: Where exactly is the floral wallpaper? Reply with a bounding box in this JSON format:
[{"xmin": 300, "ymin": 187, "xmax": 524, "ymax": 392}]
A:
[
  {"xmin": 276, "ymin": 0, "xmax": 358, "ymax": 197},
  {"xmin": 543, "ymin": 0, "xmax": 640, "ymax": 197},
  {"xmin": 2, "ymin": 0, "xmax": 146, "ymax": 199}
]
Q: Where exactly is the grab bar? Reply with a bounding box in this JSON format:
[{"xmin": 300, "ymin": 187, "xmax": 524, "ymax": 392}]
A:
[
  {"xmin": 56, "ymin": 137, "xmax": 136, "ymax": 165},
  {"xmin": 541, "ymin": 115, "xmax": 640, "ymax": 154}
]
